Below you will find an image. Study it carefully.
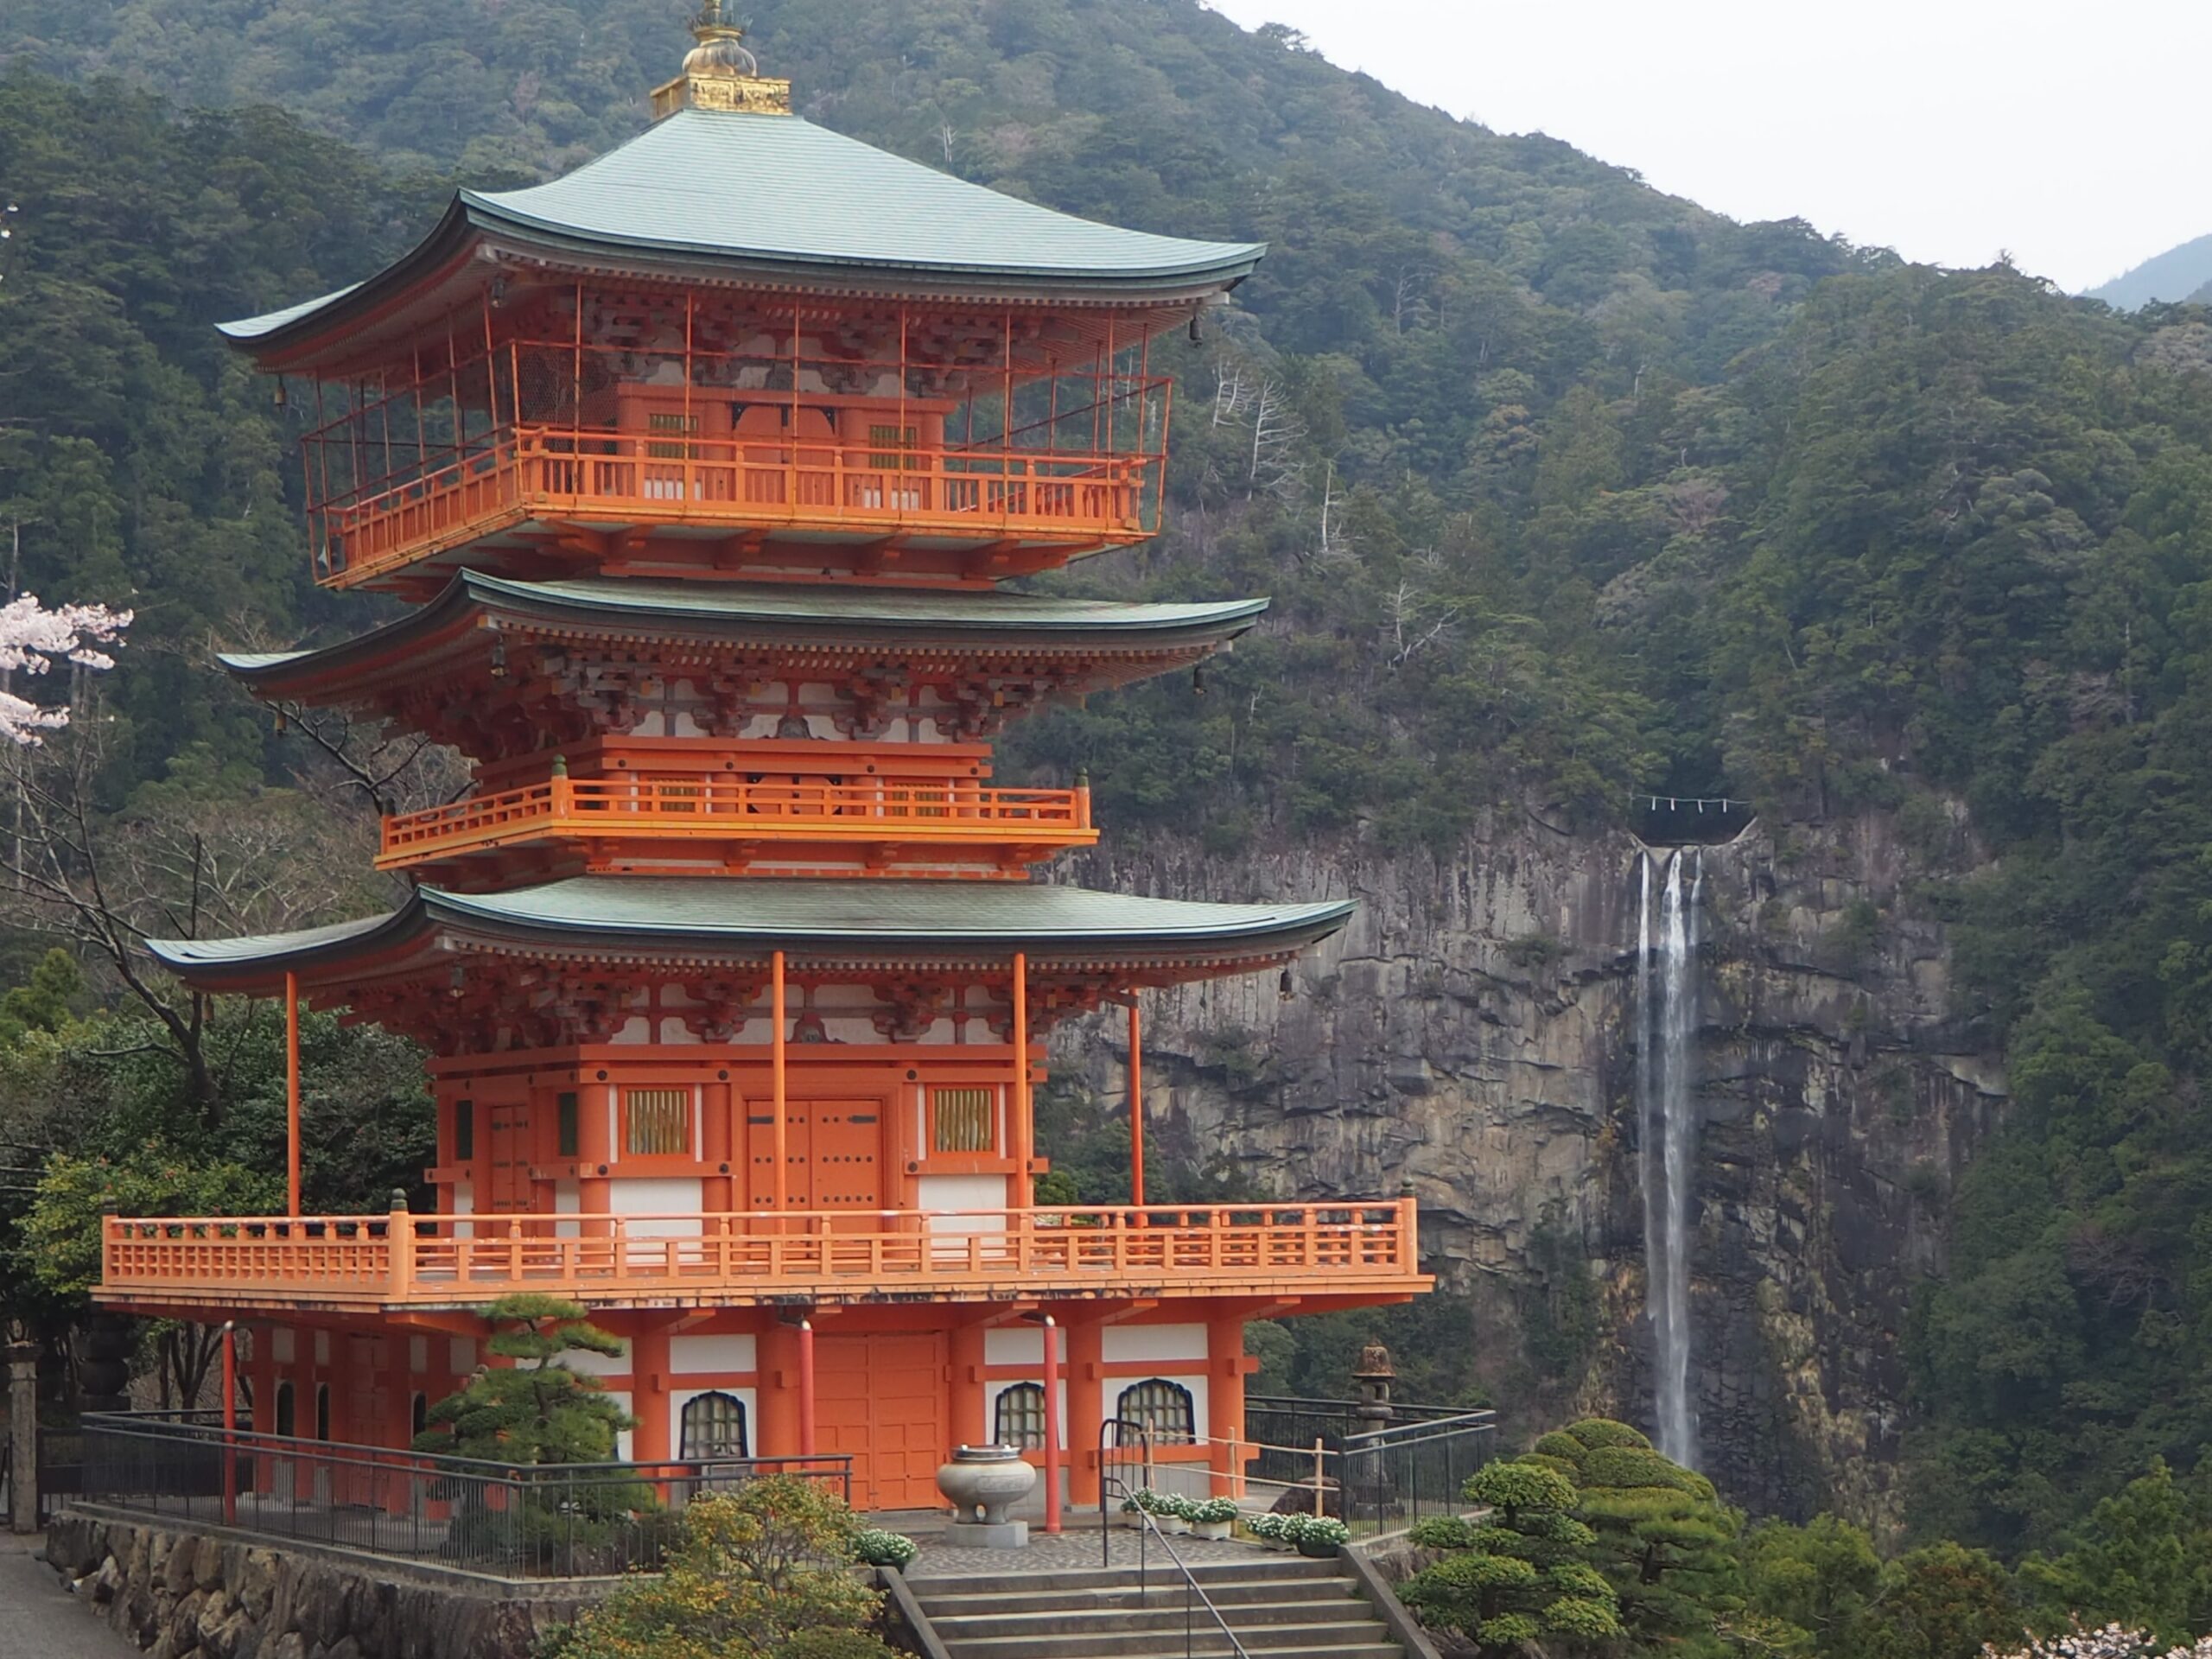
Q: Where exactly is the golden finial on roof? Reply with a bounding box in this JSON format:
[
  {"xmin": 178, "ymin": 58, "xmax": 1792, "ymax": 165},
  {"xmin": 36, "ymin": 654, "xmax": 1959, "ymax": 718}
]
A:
[{"xmin": 652, "ymin": 1, "xmax": 791, "ymax": 120}]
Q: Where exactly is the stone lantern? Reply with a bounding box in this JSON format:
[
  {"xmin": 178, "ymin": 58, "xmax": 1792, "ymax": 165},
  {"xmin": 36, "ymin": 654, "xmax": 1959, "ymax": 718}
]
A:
[{"xmin": 1351, "ymin": 1341, "xmax": 1396, "ymax": 1427}]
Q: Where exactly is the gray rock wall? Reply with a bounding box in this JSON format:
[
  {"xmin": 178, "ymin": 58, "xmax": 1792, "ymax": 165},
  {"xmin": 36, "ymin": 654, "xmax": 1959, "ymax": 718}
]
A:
[
  {"xmin": 43, "ymin": 1513, "xmax": 597, "ymax": 1659},
  {"xmin": 1051, "ymin": 807, "xmax": 2003, "ymax": 1528}
]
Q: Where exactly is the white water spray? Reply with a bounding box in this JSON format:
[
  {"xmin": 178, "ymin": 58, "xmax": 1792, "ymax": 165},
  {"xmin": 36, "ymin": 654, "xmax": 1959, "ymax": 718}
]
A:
[{"xmin": 1637, "ymin": 847, "xmax": 1702, "ymax": 1466}]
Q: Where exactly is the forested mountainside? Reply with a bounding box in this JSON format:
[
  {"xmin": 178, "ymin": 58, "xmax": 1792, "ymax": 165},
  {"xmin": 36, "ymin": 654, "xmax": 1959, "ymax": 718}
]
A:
[{"xmin": 9, "ymin": 0, "xmax": 2212, "ymax": 1567}]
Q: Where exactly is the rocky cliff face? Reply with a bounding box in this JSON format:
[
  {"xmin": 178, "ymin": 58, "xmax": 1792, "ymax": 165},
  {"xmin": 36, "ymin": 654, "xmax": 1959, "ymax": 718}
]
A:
[{"xmin": 1050, "ymin": 808, "xmax": 2005, "ymax": 1529}]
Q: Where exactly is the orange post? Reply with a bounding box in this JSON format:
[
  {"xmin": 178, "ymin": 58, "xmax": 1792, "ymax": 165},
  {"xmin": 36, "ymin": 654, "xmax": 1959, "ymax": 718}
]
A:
[
  {"xmin": 797, "ymin": 1318, "xmax": 817, "ymax": 1457},
  {"xmin": 1041, "ymin": 1313, "xmax": 1062, "ymax": 1533},
  {"xmin": 772, "ymin": 950, "xmax": 788, "ymax": 1215},
  {"xmin": 1010, "ymin": 951, "xmax": 1030, "ymax": 1211},
  {"xmin": 220, "ymin": 1321, "xmax": 237, "ymax": 1525},
  {"xmin": 284, "ymin": 971, "xmax": 302, "ymax": 1217},
  {"xmin": 1127, "ymin": 997, "xmax": 1145, "ymax": 1208}
]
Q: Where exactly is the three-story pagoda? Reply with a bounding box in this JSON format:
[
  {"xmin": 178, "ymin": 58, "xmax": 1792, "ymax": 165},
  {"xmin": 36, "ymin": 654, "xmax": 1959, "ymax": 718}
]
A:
[{"xmin": 100, "ymin": 10, "xmax": 1430, "ymax": 1512}]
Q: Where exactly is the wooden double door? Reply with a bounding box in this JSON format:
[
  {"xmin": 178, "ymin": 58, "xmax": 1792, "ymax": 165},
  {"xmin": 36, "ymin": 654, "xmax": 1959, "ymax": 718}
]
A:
[
  {"xmin": 817, "ymin": 1332, "xmax": 948, "ymax": 1510},
  {"xmin": 744, "ymin": 1098, "xmax": 885, "ymax": 1220}
]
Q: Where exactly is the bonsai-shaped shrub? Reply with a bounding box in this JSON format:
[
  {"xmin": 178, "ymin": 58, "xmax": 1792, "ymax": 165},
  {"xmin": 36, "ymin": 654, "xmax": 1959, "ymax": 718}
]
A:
[
  {"xmin": 1401, "ymin": 1459, "xmax": 1623, "ymax": 1654},
  {"xmin": 414, "ymin": 1294, "xmax": 648, "ymax": 1572},
  {"xmin": 1532, "ymin": 1419, "xmax": 1741, "ymax": 1649},
  {"xmin": 543, "ymin": 1475, "xmax": 898, "ymax": 1659}
]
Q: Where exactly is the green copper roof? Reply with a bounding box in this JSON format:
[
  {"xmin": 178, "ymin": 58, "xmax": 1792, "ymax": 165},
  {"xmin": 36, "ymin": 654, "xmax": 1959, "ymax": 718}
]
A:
[
  {"xmin": 221, "ymin": 109, "xmax": 1265, "ymax": 346},
  {"xmin": 219, "ymin": 573, "xmax": 1268, "ymax": 683},
  {"xmin": 147, "ymin": 879, "xmax": 1354, "ymax": 983}
]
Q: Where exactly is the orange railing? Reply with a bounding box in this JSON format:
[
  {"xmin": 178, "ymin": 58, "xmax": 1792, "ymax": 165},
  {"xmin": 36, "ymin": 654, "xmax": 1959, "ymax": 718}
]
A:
[
  {"xmin": 99, "ymin": 1201, "xmax": 1425, "ymax": 1310},
  {"xmin": 314, "ymin": 425, "xmax": 1157, "ymax": 585},
  {"xmin": 375, "ymin": 774, "xmax": 1095, "ymax": 868}
]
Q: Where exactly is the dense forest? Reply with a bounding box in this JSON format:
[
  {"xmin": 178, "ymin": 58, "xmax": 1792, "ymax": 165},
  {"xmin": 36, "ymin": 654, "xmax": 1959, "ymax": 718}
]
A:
[{"xmin": 7, "ymin": 0, "xmax": 2212, "ymax": 1594}]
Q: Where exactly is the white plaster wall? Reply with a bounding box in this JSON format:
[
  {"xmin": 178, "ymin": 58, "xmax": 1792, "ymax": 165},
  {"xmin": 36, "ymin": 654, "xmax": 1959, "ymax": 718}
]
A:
[
  {"xmin": 555, "ymin": 1179, "xmax": 581, "ymax": 1240},
  {"xmin": 1103, "ymin": 1325, "xmax": 1207, "ymax": 1366},
  {"xmin": 270, "ymin": 1329, "xmax": 295, "ymax": 1364},
  {"xmin": 408, "ymin": 1337, "xmax": 429, "ymax": 1376},
  {"xmin": 919, "ymin": 1174, "xmax": 1009, "ymax": 1231},
  {"xmin": 611, "ymin": 1178, "xmax": 704, "ymax": 1238},
  {"xmin": 558, "ymin": 1345, "xmax": 627, "ymax": 1380},
  {"xmin": 983, "ymin": 1326, "xmax": 1066, "ymax": 1367},
  {"xmin": 448, "ymin": 1338, "xmax": 477, "ymax": 1373},
  {"xmin": 670, "ymin": 1333, "xmax": 757, "ymax": 1374}
]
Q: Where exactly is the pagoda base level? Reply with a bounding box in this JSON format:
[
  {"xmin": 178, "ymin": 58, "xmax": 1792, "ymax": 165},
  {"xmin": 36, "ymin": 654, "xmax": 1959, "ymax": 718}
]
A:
[{"xmin": 158, "ymin": 1296, "xmax": 1405, "ymax": 1513}]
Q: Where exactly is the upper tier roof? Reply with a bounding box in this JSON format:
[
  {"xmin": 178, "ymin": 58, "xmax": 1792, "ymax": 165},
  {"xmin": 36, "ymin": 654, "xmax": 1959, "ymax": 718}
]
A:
[{"xmin": 219, "ymin": 109, "xmax": 1266, "ymax": 361}]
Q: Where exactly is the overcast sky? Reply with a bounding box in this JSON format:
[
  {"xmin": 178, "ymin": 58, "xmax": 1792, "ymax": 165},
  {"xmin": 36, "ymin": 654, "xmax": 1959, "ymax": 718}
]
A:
[{"xmin": 1200, "ymin": 0, "xmax": 2209, "ymax": 295}]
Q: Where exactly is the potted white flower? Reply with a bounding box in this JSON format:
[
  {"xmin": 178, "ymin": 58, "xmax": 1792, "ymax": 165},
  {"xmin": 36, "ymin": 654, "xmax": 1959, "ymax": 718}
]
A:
[{"xmin": 1192, "ymin": 1497, "xmax": 1239, "ymax": 1541}]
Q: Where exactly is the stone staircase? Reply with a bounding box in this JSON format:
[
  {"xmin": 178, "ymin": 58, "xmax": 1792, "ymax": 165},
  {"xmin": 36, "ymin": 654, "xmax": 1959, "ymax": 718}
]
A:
[{"xmin": 905, "ymin": 1552, "xmax": 1406, "ymax": 1659}]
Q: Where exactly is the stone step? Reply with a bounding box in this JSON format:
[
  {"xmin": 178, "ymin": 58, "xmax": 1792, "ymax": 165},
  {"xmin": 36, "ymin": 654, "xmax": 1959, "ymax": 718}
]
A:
[
  {"xmin": 906, "ymin": 1554, "xmax": 1345, "ymax": 1599},
  {"xmin": 930, "ymin": 1595, "xmax": 1379, "ymax": 1638},
  {"xmin": 938, "ymin": 1617, "xmax": 1394, "ymax": 1659},
  {"xmin": 917, "ymin": 1576, "xmax": 1360, "ymax": 1617}
]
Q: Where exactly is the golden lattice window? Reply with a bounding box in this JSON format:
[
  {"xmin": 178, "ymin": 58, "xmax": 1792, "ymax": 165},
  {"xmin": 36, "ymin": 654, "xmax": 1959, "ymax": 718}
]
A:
[
  {"xmin": 625, "ymin": 1088, "xmax": 690, "ymax": 1156},
  {"xmin": 646, "ymin": 410, "xmax": 702, "ymax": 460},
  {"xmin": 868, "ymin": 423, "xmax": 919, "ymax": 470},
  {"xmin": 932, "ymin": 1086, "xmax": 995, "ymax": 1154}
]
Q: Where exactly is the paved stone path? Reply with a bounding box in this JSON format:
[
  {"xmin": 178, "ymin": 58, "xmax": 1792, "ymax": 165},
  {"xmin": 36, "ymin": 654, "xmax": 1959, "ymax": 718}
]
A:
[
  {"xmin": 0, "ymin": 1536, "xmax": 136, "ymax": 1658},
  {"xmin": 905, "ymin": 1518, "xmax": 1279, "ymax": 1581}
]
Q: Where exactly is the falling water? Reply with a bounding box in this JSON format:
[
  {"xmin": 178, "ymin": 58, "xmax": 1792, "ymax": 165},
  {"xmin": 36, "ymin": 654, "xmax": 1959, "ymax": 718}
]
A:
[{"xmin": 1637, "ymin": 847, "xmax": 1702, "ymax": 1467}]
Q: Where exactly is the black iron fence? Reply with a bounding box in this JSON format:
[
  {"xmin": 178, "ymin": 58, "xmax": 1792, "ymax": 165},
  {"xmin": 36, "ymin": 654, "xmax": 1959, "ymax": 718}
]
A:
[
  {"xmin": 1242, "ymin": 1397, "xmax": 1496, "ymax": 1537},
  {"xmin": 71, "ymin": 1411, "xmax": 851, "ymax": 1580},
  {"xmin": 1336, "ymin": 1412, "xmax": 1496, "ymax": 1536}
]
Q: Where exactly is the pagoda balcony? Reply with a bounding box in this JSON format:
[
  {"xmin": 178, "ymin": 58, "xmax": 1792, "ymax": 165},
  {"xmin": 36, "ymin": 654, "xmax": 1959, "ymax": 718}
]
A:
[
  {"xmin": 97, "ymin": 1200, "xmax": 1427, "ymax": 1317},
  {"xmin": 309, "ymin": 424, "xmax": 1160, "ymax": 591},
  {"xmin": 376, "ymin": 771, "xmax": 1096, "ymax": 880}
]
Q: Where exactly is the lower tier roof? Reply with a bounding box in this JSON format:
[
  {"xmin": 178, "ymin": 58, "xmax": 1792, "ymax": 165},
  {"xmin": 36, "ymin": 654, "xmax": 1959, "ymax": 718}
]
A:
[{"xmin": 149, "ymin": 877, "xmax": 1356, "ymax": 996}]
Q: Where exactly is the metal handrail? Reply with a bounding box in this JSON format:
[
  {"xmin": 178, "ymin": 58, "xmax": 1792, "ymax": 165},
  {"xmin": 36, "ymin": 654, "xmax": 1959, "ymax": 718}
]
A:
[
  {"xmin": 1099, "ymin": 1416, "xmax": 1252, "ymax": 1659},
  {"xmin": 1131, "ymin": 1503, "xmax": 1254, "ymax": 1659}
]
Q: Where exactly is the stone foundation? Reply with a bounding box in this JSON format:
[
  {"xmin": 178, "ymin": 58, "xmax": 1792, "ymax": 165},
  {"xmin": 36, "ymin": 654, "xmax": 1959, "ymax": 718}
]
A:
[{"xmin": 42, "ymin": 1510, "xmax": 606, "ymax": 1659}]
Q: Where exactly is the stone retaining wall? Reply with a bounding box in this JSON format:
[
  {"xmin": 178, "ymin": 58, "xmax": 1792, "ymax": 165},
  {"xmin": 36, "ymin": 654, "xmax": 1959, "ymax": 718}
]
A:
[{"xmin": 43, "ymin": 1511, "xmax": 604, "ymax": 1659}]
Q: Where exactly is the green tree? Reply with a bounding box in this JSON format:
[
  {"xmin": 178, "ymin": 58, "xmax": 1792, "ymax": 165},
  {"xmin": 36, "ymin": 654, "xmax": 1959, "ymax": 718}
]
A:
[
  {"xmin": 1739, "ymin": 1515, "xmax": 1883, "ymax": 1659},
  {"xmin": 414, "ymin": 1294, "xmax": 632, "ymax": 1466},
  {"xmin": 2017, "ymin": 1464, "xmax": 2212, "ymax": 1647},
  {"xmin": 542, "ymin": 1476, "xmax": 897, "ymax": 1659},
  {"xmin": 1400, "ymin": 1459, "xmax": 1623, "ymax": 1654},
  {"xmin": 1531, "ymin": 1418, "xmax": 1743, "ymax": 1651},
  {"xmin": 1859, "ymin": 1543, "xmax": 2022, "ymax": 1659}
]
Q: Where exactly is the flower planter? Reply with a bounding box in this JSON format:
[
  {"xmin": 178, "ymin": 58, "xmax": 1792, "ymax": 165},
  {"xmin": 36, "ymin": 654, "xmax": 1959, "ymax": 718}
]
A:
[
  {"xmin": 1193, "ymin": 1520, "xmax": 1232, "ymax": 1541},
  {"xmin": 1297, "ymin": 1535, "xmax": 1342, "ymax": 1558},
  {"xmin": 1160, "ymin": 1516, "xmax": 1191, "ymax": 1535}
]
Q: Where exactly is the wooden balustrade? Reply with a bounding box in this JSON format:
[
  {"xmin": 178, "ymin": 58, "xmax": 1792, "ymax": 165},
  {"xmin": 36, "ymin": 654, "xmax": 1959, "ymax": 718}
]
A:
[
  {"xmin": 374, "ymin": 773, "xmax": 1096, "ymax": 869},
  {"xmin": 99, "ymin": 1201, "xmax": 1425, "ymax": 1312},
  {"xmin": 315, "ymin": 425, "xmax": 1158, "ymax": 585}
]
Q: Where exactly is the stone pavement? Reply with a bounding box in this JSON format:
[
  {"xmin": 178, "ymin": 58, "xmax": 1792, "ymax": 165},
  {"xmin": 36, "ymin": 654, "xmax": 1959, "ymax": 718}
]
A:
[
  {"xmin": 0, "ymin": 1535, "xmax": 136, "ymax": 1658},
  {"xmin": 903, "ymin": 1516, "xmax": 1278, "ymax": 1581}
]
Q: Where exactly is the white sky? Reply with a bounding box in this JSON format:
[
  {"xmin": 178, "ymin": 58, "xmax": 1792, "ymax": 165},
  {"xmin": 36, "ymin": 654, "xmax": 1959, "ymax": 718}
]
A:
[{"xmin": 1200, "ymin": 0, "xmax": 2212, "ymax": 295}]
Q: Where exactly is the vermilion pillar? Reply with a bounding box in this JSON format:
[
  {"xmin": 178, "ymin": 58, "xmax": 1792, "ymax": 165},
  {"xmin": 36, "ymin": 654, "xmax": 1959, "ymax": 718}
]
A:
[
  {"xmin": 759, "ymin": 1321, "xmax": 801, "ymax": 1456},
  {"xmin": 1009, "ymin": 952, "xmax": 1030, "ymax": 1208},
  {"xmin": 284, "ymin": 971, "xmax": 302, "ymax": 1216},
  {"xmin": 1067, "ymin": 1318, "xmax": 1104, "ymax": 1508},
  {"xmin": 1205, "ymin": 1312, "xmax": 1247, "ymax": 1498},
  {"xmin": 949, "ymin": 1324, "xmax": 986, "ymax": 1453},
  {"xmin": 1041, "ymin": 1314, "xmax": 1063, "ymax": 1533},
  {"xmin": 631, "ymin": 1318, "xmax": 671, "ymax": 1465},
  {"xmin": 1127, "ymin": 998, "xmax": 1145, "ymax": 1207},
  {"xmin": 798, "ymin": 1318, "xmax": 817, "ymax": 1457},
  {"xmin": 772, "ymin": 950, "xmax": 788, "ymax": 1214}
]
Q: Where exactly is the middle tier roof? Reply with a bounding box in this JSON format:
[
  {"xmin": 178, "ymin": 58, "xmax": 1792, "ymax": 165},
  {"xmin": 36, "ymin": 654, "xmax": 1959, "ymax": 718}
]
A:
[{"xmin": 225, "ymin": 573, "xmax": 1265, "ymax": 754}]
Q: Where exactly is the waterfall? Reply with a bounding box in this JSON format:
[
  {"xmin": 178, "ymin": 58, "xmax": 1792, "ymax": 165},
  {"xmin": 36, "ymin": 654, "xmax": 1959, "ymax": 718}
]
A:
[{"xmin": 1637, "ymin": 847, "xmax": 1701, "ymax": 1467}]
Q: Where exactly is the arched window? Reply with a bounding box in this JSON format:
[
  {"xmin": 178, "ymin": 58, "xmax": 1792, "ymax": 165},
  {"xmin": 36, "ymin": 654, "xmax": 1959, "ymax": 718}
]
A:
[
  {"xmin": 410, "ymin": 1393, "xmax": 429, "ymax": 1438},
  {"xmin": 679, "ymin": 1391, "xmax": 749, "ymax": 1460},
  {"xmin": 994, "ymin": 1383, "xmax": 1046, "ymax": 1449},
  {"xmin": 274, "ymin": 1381, "xmax": 295, "ymax": 1439},
  {"xmin": 315, "ymin": 1383, "xmax": 331, "ymax": 1442},
  {"xmin": 1115, "ymin": 1379, "xmax": 1196, "ymax": 1446}
]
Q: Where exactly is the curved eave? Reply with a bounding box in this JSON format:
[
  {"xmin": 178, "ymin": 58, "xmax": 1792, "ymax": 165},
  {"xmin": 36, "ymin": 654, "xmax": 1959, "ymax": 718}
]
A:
[
  {"xmin": 221, "ymin": 202, "xmax": 1262, "ymax": 374},
  {"xmin": 147, "ymin": 881, "xmax": 1356, "ymax": 997},
  {"xmin": 216, "ymin": 573, "xmax": 1271, "ymax": 702}
]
